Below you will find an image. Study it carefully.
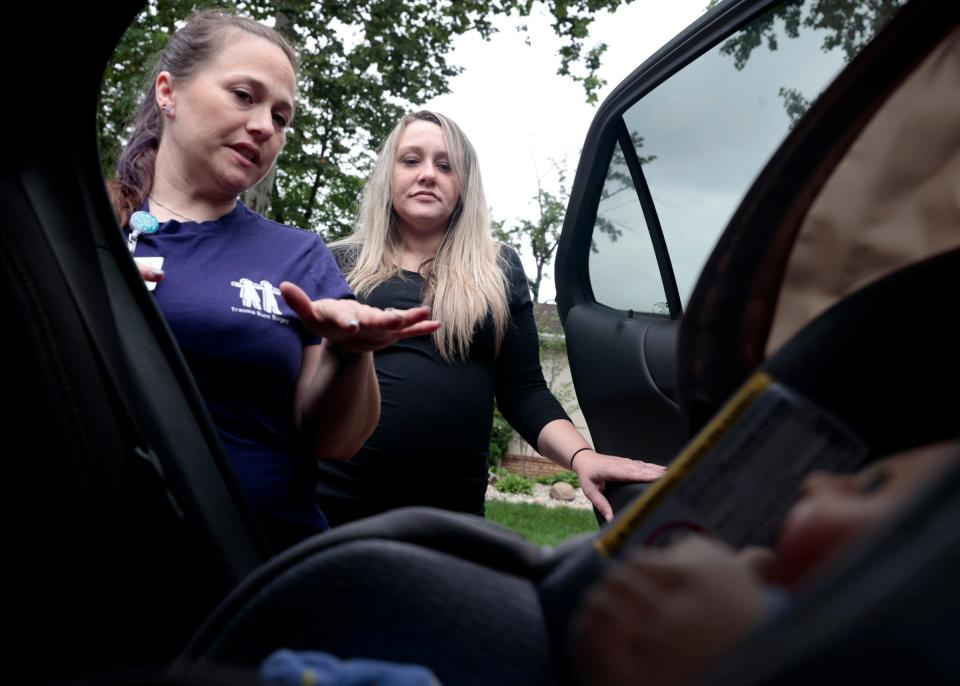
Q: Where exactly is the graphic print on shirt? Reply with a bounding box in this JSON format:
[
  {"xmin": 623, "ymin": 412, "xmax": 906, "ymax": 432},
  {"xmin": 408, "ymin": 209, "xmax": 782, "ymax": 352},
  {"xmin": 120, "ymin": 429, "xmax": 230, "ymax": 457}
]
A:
[{"xmin": 230, "ymin": 277, "xmax": 290, "ymax": 324}]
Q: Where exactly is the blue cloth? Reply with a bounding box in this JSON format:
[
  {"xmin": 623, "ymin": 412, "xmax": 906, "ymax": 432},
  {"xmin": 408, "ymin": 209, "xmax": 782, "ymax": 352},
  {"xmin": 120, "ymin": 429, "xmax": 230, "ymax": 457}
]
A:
[
  {"xmin": 130, "ymin": 202, "xmax": 353, "ymax": 549},
  {"xmin": 259, "ymin": 649, "xmax": 440, "ymax": 686}
]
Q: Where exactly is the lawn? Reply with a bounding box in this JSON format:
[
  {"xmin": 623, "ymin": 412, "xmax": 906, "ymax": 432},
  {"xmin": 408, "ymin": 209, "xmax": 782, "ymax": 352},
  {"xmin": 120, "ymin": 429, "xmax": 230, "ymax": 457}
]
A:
[{"xmin": 485, "ymin": 501, "xmax": 599, "ymax": 546}]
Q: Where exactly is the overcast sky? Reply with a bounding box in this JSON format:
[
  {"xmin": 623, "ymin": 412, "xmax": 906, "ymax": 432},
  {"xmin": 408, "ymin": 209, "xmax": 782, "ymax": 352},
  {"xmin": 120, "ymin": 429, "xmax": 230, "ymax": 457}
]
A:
[{"xmin": 423, "ymin": 0, "xmax": 707, "ymax": 301}]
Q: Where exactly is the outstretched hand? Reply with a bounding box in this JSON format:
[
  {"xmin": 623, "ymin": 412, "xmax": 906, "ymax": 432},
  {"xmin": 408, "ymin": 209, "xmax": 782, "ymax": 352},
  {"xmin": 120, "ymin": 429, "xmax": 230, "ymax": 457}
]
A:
[
  {"xmin": 280, "ymin": 281, "xmax": 440, "ymax": 352},
  {"xmin": 573, "ymin": 451, "xmax": 666, "ymax": 521}
]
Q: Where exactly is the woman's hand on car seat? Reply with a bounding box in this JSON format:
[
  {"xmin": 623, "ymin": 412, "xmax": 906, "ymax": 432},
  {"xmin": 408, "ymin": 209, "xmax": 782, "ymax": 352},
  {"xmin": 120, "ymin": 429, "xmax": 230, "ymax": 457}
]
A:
[{"xmin": 573, "ymin": 450, "xmax": 666, "ymax": 521}]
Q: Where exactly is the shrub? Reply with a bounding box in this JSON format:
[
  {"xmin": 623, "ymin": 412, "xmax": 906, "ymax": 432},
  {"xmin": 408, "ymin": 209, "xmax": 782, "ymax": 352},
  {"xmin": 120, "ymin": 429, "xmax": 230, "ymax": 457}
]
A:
[
  {"xmin": 494, "ymin": 472, "xmax": 534, "ymax": 495},
  {"xmin": 488, "ymin": 405, "xmax": 514, "ymax": 471}
]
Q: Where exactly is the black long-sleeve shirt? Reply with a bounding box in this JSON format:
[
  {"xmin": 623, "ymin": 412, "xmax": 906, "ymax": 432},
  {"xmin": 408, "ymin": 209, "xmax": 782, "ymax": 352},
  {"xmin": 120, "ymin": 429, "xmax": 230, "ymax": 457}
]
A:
[{"xmin": 315, "ymin": 246, "xmax": 569, "ymax": 525}]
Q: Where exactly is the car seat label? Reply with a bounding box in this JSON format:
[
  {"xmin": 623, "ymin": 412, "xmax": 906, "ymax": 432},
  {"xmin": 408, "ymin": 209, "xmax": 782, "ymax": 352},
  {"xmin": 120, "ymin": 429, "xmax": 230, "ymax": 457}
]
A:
[{"xmin": 596, "ymin": 371, "xmax": 869, "ymax": 557}]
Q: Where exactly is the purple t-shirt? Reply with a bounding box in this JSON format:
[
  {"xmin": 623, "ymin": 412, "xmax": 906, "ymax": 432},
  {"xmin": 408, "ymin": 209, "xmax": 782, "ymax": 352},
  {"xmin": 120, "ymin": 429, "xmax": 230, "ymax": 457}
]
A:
[{"xmin": 131, "ymin": 201, "xmax": 352, "ymax": 550}]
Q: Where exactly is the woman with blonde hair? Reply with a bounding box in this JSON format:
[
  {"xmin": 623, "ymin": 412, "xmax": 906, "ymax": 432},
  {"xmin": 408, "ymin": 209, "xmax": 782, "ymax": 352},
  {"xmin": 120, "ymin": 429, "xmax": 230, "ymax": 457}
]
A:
[{"xmin": 315, "ymin": 110, "xmax": 664, "ymax": 525}]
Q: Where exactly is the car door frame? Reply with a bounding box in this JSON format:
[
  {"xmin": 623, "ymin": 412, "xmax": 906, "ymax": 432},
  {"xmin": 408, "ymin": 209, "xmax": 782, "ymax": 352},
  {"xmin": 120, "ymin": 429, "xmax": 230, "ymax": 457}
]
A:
[{"xmin": 553, "ymin": 0, "xmax": 785, "ymax": 511}]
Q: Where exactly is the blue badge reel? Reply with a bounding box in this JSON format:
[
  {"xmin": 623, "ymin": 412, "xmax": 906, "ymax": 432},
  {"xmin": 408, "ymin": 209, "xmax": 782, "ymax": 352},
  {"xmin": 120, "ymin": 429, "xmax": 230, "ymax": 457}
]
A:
[{"xmin": 128, "ymin": 211, "xmax": 163, "ymax": 291}]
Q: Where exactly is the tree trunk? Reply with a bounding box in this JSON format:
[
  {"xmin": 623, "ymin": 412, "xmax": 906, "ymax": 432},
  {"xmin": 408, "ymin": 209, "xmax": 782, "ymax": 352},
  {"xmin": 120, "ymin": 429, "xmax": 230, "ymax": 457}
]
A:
[
  {"xmin": 242, "ymin": 166, "xmax": 276, "ymax": 216},
  {"xmin": 532, "ymin": 261, "xmax": 545, "ymax": 302}
]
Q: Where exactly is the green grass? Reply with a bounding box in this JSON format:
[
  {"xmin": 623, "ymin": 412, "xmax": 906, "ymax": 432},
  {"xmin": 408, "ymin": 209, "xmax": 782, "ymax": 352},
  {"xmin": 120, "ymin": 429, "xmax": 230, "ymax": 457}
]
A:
[{"xmin": 485, "ymin": 501, "xmax": 599, "ymax": 546}]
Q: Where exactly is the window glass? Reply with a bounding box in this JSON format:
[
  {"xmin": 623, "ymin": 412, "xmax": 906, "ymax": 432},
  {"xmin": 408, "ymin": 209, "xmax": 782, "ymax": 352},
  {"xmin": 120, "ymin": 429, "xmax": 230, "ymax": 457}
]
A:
[
  {"xmin": 589, "ymin": 141, "xmax": 669, "ymax": 315},
  {"xmin": 590, "ymin": 0, "xmax": 904, "ymax": 310}
]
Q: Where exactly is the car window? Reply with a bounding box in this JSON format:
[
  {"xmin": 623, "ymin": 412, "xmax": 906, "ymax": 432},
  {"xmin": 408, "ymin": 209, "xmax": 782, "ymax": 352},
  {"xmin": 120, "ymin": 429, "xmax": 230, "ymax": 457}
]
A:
[
  {"xmin": 591, "ymin": 140, "xmax": 670, "ymax": 316},
  {"xmin": 589, "ymin": 0, "xmax": 905, "ymax": 314}
]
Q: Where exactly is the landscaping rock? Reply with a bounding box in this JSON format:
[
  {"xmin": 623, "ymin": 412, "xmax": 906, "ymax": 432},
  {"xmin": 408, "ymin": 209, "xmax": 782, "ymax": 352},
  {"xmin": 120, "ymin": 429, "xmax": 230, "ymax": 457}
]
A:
[
  {"xmin": 485, "ymin": 483, "xmax": 592, "ymax": 510},
  {"xmin": 549, "ymin": 482, "xmax": 576, "ymax": 501}
]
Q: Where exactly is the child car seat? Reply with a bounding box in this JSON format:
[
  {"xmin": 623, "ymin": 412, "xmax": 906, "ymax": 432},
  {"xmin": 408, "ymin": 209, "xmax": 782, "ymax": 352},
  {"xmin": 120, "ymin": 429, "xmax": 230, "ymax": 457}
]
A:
[{"xmin": 4, "ymin": 0, "xmax": 957, "ymax": 684}]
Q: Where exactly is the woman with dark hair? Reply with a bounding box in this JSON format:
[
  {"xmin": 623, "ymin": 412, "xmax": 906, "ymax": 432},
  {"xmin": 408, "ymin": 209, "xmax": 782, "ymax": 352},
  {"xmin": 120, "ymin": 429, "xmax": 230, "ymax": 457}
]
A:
[
  {"xmin": 109, "ymin": 11, "xmax": 439, "ymax": 550},
  {"xmin": 316, "ymin": 110, "xmax": 665, "ymax": 526}
]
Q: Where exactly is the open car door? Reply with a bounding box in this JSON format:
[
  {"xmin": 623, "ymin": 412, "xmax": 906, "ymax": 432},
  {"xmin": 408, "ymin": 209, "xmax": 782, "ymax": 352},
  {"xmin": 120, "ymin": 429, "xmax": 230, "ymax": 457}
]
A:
[{"xmin": 554, "ymin": 0, "xmax": 908, "ymax": 513}]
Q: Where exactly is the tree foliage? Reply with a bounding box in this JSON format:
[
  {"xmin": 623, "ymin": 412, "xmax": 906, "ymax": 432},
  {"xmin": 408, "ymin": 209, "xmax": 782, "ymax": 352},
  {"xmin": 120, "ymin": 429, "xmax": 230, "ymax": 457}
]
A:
[
  {"xmin": 499, "ymin": 161, "xmax": 569, "ymax": 302},
  {"xmin": 592, "ymin": 131, "xmax": 654, "ymax": 251},
  {"xmin": 100, "ymin": 0, "xmax": 635, "ymax": 239},
  {"xmin": 497, "ymin": 130, "xmax": 654, "ymax": 302}
]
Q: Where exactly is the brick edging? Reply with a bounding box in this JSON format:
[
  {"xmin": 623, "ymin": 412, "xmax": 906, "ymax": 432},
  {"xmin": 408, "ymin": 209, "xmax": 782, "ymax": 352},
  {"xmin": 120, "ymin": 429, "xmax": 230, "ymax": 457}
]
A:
[{"xmin": 500, "ymin": 453, "xmax": 567, "ymax": 478}]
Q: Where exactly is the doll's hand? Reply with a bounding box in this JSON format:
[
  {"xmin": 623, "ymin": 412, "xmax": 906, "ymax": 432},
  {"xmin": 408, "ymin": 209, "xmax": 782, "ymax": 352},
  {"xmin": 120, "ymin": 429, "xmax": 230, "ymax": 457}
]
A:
[{"xmin": 576, "ymin": 535, "xmax": 767, "ymax": 686}]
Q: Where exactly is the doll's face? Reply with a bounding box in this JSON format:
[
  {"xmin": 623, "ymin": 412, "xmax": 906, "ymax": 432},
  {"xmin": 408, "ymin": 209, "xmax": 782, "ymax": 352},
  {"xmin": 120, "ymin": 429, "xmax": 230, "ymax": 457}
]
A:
[{"xmin": 775, "ymin": 441, "xmax": 957, "ymax": 588}]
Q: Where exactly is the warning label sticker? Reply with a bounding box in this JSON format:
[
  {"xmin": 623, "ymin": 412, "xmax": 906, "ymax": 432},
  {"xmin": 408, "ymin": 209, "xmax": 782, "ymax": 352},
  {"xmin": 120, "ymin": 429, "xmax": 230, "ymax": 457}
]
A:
[{"xmin": 597, "ymin": 371, "xmax": 869, "ymax": 557}]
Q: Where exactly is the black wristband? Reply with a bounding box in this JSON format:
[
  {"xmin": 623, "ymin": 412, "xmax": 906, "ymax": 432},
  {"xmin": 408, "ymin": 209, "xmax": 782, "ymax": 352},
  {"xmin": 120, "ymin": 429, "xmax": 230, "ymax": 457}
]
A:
[{"xmin": 569, "ymin": 446, "xmax": 592, "ymax": 470}]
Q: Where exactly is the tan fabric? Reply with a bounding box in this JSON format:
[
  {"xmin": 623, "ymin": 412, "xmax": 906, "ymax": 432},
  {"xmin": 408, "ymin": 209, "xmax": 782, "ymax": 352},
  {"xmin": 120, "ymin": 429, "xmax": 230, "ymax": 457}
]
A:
[{"xmin": 767, "ymin": 30, "xmax": 960, "ymax": 355}]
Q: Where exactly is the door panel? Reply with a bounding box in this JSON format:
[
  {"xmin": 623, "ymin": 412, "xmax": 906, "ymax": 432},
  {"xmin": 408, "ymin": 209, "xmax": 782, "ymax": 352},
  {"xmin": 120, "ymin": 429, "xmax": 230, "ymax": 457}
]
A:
[
  {"xmin": 565, "ymin": 305, "xmax": 684, "ymax": 461},
  {"xmin": 564, "ymin": 306, "xmax": 684, "ymax": 512}
]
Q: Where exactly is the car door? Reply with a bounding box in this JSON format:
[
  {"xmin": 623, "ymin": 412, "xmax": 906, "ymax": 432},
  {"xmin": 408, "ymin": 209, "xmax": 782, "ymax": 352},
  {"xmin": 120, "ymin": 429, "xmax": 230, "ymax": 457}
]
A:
[{"xmin": 554, "ymin": 0, "xmax": 906, "ymax": 512}]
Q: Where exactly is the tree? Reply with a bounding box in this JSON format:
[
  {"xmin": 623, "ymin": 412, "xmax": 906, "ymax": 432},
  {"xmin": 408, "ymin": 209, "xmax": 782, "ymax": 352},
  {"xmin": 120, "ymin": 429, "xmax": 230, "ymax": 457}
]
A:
[
  {"xmin": 496, "ymin": 159, "xmax": 569, "ymax": 302},
  {"xmin": 100, "ymin": 0, "xmax": 636, "ymax": 239},
  {"xmin": 498, "ymin": 131, "xmax": 655, "ymax": 302},
  {"xmin": 99, "ymin": 0, "xmax": 194, "ymax": 179},
  {"xmin": 490, "ymin": 212, "xmax": 520, "ymax": 250},
  {"xmin": 592, "ymin": 130, "xmax": 655, "ymax": 250},
  {"xmin": 502, "ymin": 161, "xmax": 569, "ymax": 302}
]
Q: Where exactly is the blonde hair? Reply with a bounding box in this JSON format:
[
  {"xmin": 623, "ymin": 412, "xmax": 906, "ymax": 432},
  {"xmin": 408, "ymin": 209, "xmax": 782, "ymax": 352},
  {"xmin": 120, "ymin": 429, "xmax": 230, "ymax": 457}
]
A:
[{"xmin": 335, "ymin": 111, "xmax": 509, "ymax": 361}]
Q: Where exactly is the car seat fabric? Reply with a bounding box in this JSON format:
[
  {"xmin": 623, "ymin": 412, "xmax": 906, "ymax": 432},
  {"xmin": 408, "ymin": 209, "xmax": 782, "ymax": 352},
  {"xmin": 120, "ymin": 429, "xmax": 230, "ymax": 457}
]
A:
[
  {"xmin": 182, "ymin": 537, "xmax": 556, "ymax": 686},
  {"xmin": 767, "ymin": 27, "xmax": 960, "ymax": 353},
  {"xmin": 764, "ymin": 246, "xmax": 960, "ymax": 457},
  {"xmin": 181, "ymin": 509, "xmax": 599, "ymax": 686},
  {"xmin": 182, "ymin": 507, "xmax": 560, "ymax": 644},
  {"xmin": 656, "ymin": 0, "xmax": 960, "ymax": 679}
]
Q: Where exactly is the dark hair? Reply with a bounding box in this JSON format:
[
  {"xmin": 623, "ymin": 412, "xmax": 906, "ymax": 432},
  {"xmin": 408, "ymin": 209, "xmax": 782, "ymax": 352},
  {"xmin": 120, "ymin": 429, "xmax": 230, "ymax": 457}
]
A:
[{"xmin": 108, "ymin": 10, "xmax": 299, "ymax": 226}]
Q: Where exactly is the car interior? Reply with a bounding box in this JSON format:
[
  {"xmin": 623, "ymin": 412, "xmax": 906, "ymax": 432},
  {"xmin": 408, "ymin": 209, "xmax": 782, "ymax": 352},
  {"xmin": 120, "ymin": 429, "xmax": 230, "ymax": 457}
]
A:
[{"xmin": 3, "ymin": 0, "xmax": 958, "ymax": 684}]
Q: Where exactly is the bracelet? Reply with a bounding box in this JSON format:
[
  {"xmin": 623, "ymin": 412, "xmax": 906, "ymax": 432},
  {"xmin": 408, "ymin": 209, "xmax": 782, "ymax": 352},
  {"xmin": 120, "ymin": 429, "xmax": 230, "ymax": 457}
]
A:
[{"xmin": 569, "ymin": 446, "xmax": 592, "ymax": 470}]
